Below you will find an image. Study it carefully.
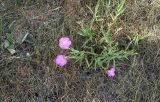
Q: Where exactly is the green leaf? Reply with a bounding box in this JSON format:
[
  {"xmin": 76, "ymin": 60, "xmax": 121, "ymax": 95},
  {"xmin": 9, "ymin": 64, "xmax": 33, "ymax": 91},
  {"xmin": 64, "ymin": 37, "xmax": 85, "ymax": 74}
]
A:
[
  {"xmin": 116, "ymin": 0, "xmax": 125, "ymax": 13},
  {"xmin": 115, "ymin": 0, "xmax": 125, "ymax": 18},
  {"xmin": 4, "ymin": 33, "xmax": 16, "ymax": 54},
  {"xmin": 7, "ymin": 48, "xmax": 16, "ymax": 54},
  {"xmin": 4, "ymin": 39, "xmax": 16, "ymax": 54},
  {"xmin": 87, "ymin": 5, "xmax": 94, "ymax": 15},
  {"xmin": 16, "ymin": 32, "xmax": 29, "ymax": 44},
  {"xmin": 78, "ymin": 27, "xmax": 92, "ymax": 38},
  {"xmin": 6, "ymin": 33, "xmax": 14, "ymax": 44},
  {"xmin": 95, "ymin": 0, "xmax": 100, "ymax": 16},
  {"xmin": 4, "ymin": 40, "xmax": 10, "ymax": 48}
]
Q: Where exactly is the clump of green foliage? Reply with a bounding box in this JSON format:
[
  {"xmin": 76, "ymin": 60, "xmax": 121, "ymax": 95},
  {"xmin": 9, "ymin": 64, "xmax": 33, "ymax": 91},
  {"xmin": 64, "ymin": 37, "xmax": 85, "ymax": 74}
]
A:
[{"xmin": 69, "ymin": 0, "xmax": 136, "ymax": 70}]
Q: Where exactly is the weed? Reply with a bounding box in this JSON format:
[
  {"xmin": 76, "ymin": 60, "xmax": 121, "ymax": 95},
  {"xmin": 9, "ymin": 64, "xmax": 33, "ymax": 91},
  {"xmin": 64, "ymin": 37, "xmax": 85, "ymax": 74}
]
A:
[
  {"xmin": 69, "ymin": 0, "xmax": 135, "ymax": 71},
  {"xmin": 3, "ymin": 33, "xmax": 16, "ymax": 54}
]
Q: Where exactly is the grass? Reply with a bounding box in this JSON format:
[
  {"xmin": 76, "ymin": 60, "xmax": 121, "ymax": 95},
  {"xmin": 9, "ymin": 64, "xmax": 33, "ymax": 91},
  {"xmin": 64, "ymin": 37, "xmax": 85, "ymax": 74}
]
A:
[
  {"xmin": 69, "ymin": 0, "xmax": 136, "ymax": 71},
  {"xmin": 0, "ymin": 0, "xmax": 160, "ymax": 102}
]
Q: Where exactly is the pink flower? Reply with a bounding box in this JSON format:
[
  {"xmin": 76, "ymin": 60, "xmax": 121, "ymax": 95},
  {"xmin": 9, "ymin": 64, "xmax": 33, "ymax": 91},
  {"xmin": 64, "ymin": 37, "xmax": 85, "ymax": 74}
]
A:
[
  {"xmin": 106, "ymin": 67, "xmax": 116, "ymax": 77},
  {"xmin": 54, "ymin": 54, "xmax": 67, "ymax": 67},
  {"xmin": 59, "ymin": 37, "xmax": 71, "ymax": 49}
]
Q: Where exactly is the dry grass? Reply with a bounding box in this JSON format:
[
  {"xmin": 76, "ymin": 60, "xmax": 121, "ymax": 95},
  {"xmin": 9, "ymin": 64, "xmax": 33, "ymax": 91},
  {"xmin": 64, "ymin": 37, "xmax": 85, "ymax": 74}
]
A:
[{"xmin": 0, "ymin": 0, "xmax": 160, "ymax": 102}]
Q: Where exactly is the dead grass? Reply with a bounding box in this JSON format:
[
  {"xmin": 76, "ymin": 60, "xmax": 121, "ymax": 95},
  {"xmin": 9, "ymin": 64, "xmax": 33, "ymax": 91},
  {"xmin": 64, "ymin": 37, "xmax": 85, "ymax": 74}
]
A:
[{"xmin": 0, "ymin": 0, "xmax": 160, "ymax": 102}]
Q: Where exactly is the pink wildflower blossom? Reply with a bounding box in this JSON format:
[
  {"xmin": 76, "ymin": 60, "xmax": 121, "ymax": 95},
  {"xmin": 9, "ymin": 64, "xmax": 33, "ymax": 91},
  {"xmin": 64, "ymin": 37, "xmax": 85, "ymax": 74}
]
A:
[
  {"xmin": 59, "ymin": 37, "xmax": 71, "ymax": 49},
  {"xmin": 54, "ymin": 54, "xmax": 67, "ymax": 67},
  {"xmin": 106, "ymin": 67, "xmax": 116, "ymax": 77}
]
